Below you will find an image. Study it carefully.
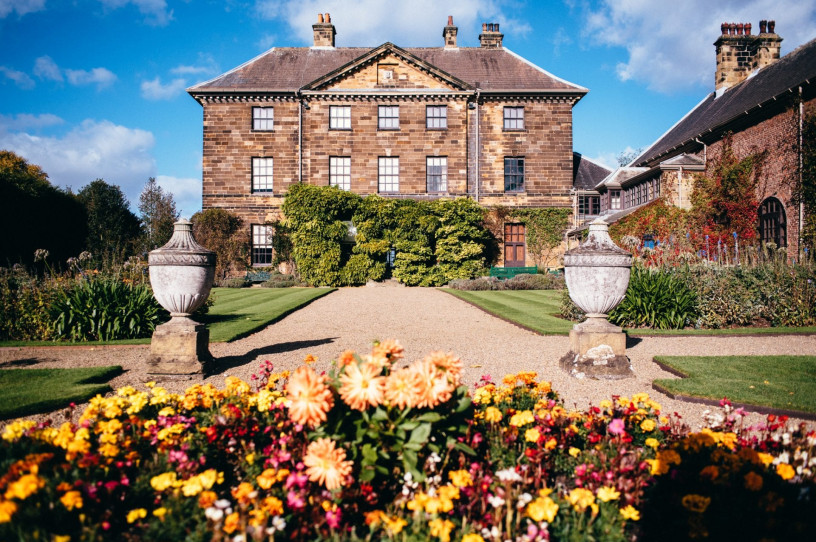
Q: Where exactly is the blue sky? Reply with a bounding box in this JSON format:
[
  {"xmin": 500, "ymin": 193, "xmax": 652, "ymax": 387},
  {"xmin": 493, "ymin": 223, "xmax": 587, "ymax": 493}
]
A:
[{"xmin": 2, "ymin": 0, "xmax": 815, "ymax": 217}]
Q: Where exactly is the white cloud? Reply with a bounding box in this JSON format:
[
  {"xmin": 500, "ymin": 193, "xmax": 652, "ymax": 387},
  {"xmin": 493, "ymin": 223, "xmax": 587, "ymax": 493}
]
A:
[
  {"xmin": 33, "ymin": 56, "xmax": 63, "ymax": 82},
  {"xmin": 65, "ymin": 67, "xmax": 117, "ymax": 89},
  {"xmin": 0, "ymin": 113, "xmax": 64, "ymax": 131},
  {"xmin": 581, "ymin": 0, "xmax": 816, "ymax": 93},
  {"xmin": 156, "ymin": 175, "xmax": 202, "ymax": 216},
  {"xmin": 170, "ymin": 54, "xmax": 219, "ymax": 76},
  {"xmin": 0, "ymin": 66, "xmax": 35, "ymax": 88},
  {"xmin": 256, "ymin": 0, "xmax": 532, "ymax": 47},
  {"xmin": 0, "ymin": 119, "xmax": 156, "ymax": 203},
  {"xmin": 0, "ymin": 0, "xmax": 45, "ymax": 18},
  {"xmin": 140, "ymin": 76, "xmax": 187, "ymax": 100},
  {"xmin": 96, "ymin": 0, "xmax": 173, "ymax": 26}
]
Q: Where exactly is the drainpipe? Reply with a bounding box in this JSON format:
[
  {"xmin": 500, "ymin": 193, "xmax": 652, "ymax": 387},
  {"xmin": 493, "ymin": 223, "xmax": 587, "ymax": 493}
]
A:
[
  {"xmin": 475, "ymin": 89, "xmax": 481, "ymax": 202},
  {"xmin": 694, "ymin": 137, "xmax": 707, "ymax": 165},
  {"xmin": 799, "ymin": 86, "xmax": 804, "ymax": 259},
  {"xmin": 297, "ymin": 92, "xmax": 303, "ymax": 184}
]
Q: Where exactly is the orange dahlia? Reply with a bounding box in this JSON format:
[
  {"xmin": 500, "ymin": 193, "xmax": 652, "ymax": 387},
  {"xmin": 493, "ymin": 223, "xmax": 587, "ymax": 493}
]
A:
[
  {"xmin": 303, "ymin": 438, "xmax": 353, "ymax": 491},
  {"xmin": 338, "ymin": 361, "xmax": 385, "ymax": 411},
  {"xmin": 370, "ymin": 339, "xmax": 404, "ymax": 368},
  {"xmin": 424, "ymin": 351, "xmax": 462, "ymax": 387},
  {"xmin": 285, "ymin": 365, "xmax": 334, "ymax": 428},
  {"xmin": 384, "ymin": 367, "xmax": 423, "ymax": 409}
]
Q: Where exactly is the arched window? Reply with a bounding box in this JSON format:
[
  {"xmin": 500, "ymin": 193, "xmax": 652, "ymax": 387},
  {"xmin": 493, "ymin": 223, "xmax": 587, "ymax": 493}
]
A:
[{"xmin": 759, "ymin": 197, "xmax": 787, "ymax": 248}]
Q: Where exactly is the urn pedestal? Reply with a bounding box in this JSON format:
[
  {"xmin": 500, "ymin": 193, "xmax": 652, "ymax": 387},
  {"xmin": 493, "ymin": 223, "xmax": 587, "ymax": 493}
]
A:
[
  {"xmin": 148, "ymin": 219, "xmax": 216, "ymax": 376},
  {"xmin": 560, "ymin": 218, "xmax": 633, "ymax": 379}
]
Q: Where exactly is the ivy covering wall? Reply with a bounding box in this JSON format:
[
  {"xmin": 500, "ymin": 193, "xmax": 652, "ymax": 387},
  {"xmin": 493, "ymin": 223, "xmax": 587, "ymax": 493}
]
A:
[{"xmin": 280, "ymin": 185, "xmax": 500, "ymax": 287}]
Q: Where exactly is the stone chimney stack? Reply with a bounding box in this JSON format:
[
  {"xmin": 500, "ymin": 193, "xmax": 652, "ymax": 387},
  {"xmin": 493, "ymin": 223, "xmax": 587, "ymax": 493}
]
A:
[
  {"xmin": 312, "ymin": 13, "xmax": 336, "ymax": 47},
  {"xmin": 714, "ymin": 19, "xmax": 782, "ymax": 95},
  {"xmin": 479, "ymin": 22, "xmax": 503, "ymax": 48},
  {"xmin": 443, "ymin": 15, "xmax": 458, "ymax": 48}
]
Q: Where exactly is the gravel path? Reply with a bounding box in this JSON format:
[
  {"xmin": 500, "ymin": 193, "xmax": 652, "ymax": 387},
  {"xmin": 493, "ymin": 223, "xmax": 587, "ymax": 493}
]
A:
[{"xmin": 2, "ymin": 286, "xmax": 815, "ymax": 429}]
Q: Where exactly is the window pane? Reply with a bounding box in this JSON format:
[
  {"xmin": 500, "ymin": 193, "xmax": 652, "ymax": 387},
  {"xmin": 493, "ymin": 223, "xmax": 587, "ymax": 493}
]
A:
[
  {"xmin": 426, "ymin": 105, "xmax": 447, "ymax": 129},
  {"xmin": 329, "ymin": 156, "xmax": 351, "ymax": 190},
  {"xmin": 329, "ymin": 106, "xmax": 351, "ymax": 129},
  {"xmin": 252, "ymin": 157, "xmax": 273, "ymax": 192},
  {"xmin": 426, "ymin": 156, "xmax": 447, "ymax": 192},
  {"xmin": 251, "ymin": 224, "xmax": 274, "ymax": 266},
  {"xmin": 504, "ymin": 157, "xmax": 524, "ymax": 192},
  {"xmin": 503, "ymin": 107, "xmax": 524, "ymax": 130},
  {"xmin": 378, "ymin": 157, "xmax": 399, "ymax": 192},
  {"xmin": 378, "ymin": 106, "xmax": 399, "ymax": 129},
  {"xmin": 252, "ymin": 107, "xmax": 274, "ymax": 131}
]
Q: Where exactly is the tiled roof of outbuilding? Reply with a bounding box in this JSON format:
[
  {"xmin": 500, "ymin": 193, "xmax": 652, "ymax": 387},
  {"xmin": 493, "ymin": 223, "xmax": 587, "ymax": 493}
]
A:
[
  {"xmin": 572, "ymin": 153, "xmax": 612, "ymax": 190},
  {"xmin": 188, "ymin": 44, "xmax": 587, "ymax": 95},
  {"xmin": 633, "ymin": 37, "xmax": 816, "ymax": 166}
]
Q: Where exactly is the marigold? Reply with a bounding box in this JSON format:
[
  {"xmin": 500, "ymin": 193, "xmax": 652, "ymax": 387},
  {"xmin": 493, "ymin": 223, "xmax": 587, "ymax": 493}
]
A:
[
  {"xmin": 286, "ymin": 365, "xmax": 334, "ymax": 428},
  {"xmin": 4, "ymin": 474, "xmax": 45, "ymax": 501},
  {"xmin": 199, "ymin": 490, "xmax": 217, "ymax": 509},
  {"xmin": 509, "ymin": 410, "xmax": 535, "ymax": 427},
  {"xmin": 597, "ymin": 486, "xmax": 621, "ymax": 502},
  {"xmin": 384, "ymin": 367, "xmax": 423, "ymax": 409},
  {"xmin": 569, "ymin": 447, "xmax": 581, "ymax": 457},
  {"xmin": 527, "ymin": 496, "xmax": 559, "ymax": 523},
  {"xmin": 640, "ymin": 419, "xmax": 656, "ymax": 432},
  {"xmin": 645, "ymin": 438, "xmax": 660, "ymax": 450},
  {"xmin": 127, "ymin": 508, "xmax": 147, "ymax": 524},
  {"xmin": 449, "ymin": 469, "xmax": 473, "ymax": 488},
  {"xmin": 525, "ymin": 428, "xmax": 541, "ymax": 443},
  {"xmin": 339, "ymin": 361, "xmax": 386, "ymax": 411},
  {"xmin": 263, "ymin": 496, "xmax": 284, "ymax": 515},
  {"xmin": 462, "ymin": 533, "xmax": 485, "ymax": 542},
  {"xmin": 223, "ymin": 511, "xmax": 240, "ymax": 534},
  {"xmin": 60, "ymin": 490, "xmax": 83, "ymax": 511},
  {"xmin": 567, "ymin": 487, "xmax": 595, "ymax": 512},
  {"xmin": 0, "ymin": 500, "xmax": 16, "ymax": 523},
  {"xmin": 619, "ymin": 505, "xmax": 640, "ymax": 521},
  {"xmin": 776, "ymin": 463, "xmax": 795, "ymax": 480},
  {"xmin": 484, "ymin": 406, "xmax": 503, "ymax": 423},
  {"xmin": 429, "ymin": 518, "xmax": 455, "ymax": 542},
  {"xmin": 150, "ymin": 472, "xmax": 178, "ymax": 492},
  {"xmin": 303, "ymin": 438, "xmax": 353, "ymax": 491}
]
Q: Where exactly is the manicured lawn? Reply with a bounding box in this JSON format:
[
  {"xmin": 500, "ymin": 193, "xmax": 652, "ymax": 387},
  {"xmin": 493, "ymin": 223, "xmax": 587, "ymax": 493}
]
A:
[
  {"xmin": 441, "ymin": 289, "xmax": 573, "ymax": 335},
  {"xmin": 653, "ymin": 355, "xmax": 816, "ymax": 415},
  {"xmin": 0, "ymin": 366, "xmax": 123, "ymax": 420}
]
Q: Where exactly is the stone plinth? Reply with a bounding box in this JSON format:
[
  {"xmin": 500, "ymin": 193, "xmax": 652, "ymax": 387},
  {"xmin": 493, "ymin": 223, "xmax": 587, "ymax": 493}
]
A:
[
  {"xmin": 560, "ymin": 317, "xmax": 632, "ymax": 380},
  {"xmin": 148, "ymin": 317, "xmax": 212, "ymax": 376}
]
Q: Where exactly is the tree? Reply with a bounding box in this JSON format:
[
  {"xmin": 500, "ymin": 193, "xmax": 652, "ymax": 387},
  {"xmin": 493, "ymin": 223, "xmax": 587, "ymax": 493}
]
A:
[
  {"xmin": 617, "ymin": 147, "xmax": 643, "ymax": 167},
  {"xmin": 0, "ymin": 150, "xmax": 86, "ymax": 266},
  {"xmin": 799, "ymin": 111, "xmax": 816, "ymax": 251},
  {"xmin": 138, "ymin": 177, "xmax": 179, "ymax": 252},
  {"xmin": 191, "ymin": 208, "xmax": 249, "ymax": 280},
  {"xmin": 76, "ymin": 179, "xmax": 141, "ymax": 266}
]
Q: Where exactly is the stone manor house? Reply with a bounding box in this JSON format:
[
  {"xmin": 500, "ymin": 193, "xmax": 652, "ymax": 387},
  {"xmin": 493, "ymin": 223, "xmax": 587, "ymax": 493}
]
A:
[
  {"xmin": 188, "ymin": 15, "xmax": 601, "ymax": 269},
  {"xmin": 578, "ymin": 20, "xmax": 816, "ymax": 257}
]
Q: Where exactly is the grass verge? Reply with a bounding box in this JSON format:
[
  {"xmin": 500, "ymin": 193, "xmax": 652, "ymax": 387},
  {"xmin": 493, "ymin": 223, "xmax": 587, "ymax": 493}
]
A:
[
  {"xmin": 653, "ymin": 355, "xmax": 816, "ymax": 416},
  {"xmin": 441, "ymin": 289, "xmax": 573, "ymax": 335},
  {"xmin": 0, "ymin": 366, "xmax": 123, "ymax": 420}
]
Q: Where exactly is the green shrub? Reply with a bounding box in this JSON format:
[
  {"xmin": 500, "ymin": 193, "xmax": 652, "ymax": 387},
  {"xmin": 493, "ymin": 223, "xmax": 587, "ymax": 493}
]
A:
[
  {"xmin": 260, "ymin": 271, "xmax": 300, "ymax": 288},
  {"xmin": 49, "ymin": 280, "xmax": 168, "ymax": 341},
  {"xmin": 503, "ymin": 272, "xmax": 564, "ymax": 290},
  {"xmin": 559, "ymin": 289, "xmax": 585, "ymax": 322},
  {"xmin": 219, "ymin": 277, "xmax": 249, "ymax": 288},
  {"xmin": 447, "ymin": 276, "xmax": 502, "ymax": 291},
  {"xmin": 0, "ymin": 266, "xmax": 67, "ymax": 341},
  {"xmin": 609, "ymin": 266, "xmax": 698, "ymax": 329}
]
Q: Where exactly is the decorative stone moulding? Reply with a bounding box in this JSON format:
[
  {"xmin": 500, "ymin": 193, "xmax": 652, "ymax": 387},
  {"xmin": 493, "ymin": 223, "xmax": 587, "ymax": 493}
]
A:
[
  {"xmin": 148, "ymin": 219, "xmax": 216, "ymax": 376},
  {"xmin": 560, "ymin": 218, "xmax": 633, "ymax": 380}
]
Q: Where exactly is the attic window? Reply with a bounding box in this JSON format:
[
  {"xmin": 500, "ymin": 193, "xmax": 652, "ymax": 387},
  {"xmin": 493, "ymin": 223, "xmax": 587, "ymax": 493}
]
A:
[{"xmin": 378, "ymin": 106, "xmax": 399, "ymax": 130}]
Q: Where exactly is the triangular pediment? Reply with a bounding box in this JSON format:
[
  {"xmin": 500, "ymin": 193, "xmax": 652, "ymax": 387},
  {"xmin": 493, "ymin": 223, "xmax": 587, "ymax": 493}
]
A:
[{"xmin": 303, "ymin": 43, "xmax": 473, "ymax": 92}]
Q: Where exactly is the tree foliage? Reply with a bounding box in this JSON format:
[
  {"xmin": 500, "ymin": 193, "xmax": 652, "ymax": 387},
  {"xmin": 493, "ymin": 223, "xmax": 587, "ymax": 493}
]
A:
[
  {"xmin": 191, "ymin": 208, "xmax": 249, "ymax": 281},
  {"xmin": 800, "ymin": 110, "xmax": 816, "ymax": 251},
  {"xmin": 510, "ymin": 208, "xmax": 571, "ymax": 268},
  {"xmin": 0, "ymin": 150, "xmax": 86, "ymax": 266},
  {"xmin": 138, "ymin": 177, "xmax": 179, "ymax": 252},
  {"xmin": 76, "ymin": 179, "xmax": 141, "ymax": 266}
]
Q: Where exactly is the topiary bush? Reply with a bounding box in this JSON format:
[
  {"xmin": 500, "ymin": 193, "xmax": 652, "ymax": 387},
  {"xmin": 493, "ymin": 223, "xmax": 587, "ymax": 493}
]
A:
[
  {"xmin": 49, "ymin": 279, "xmax": 168, "ymax": 341},
  {"xmin": 608, "ymin": 265, "xmax": 698, "ymax": 329}
]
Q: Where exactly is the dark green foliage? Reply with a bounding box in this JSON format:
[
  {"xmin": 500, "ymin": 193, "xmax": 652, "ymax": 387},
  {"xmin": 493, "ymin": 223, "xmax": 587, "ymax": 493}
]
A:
[
  {"xmin": 219, "ymin": 277, "xmax": 250, "ymax": 288},
  {"xmin": 76, "ymin": 179, "xmax": 141, "ymax": 266},
  {"xmin": 0, "ymin": 151, "xmax": 87, "ymax": 266},
  {"xmin": 260, "ymin": 271, "xmax": 300, "ymax": 288},
  {"xmin": 800, "ymin": 110, "xmax": 816, "ymax": 251},
  {"xmin": 191, "ymin": 208, "xmax": 249, "ymax": 281},
  {"xmin": 138, "ymin": 177, "xmax": 179, "ymax": 252},
  {"xmin": 49, "ymin": 280, "xmax": 168, "ymax": 341},
  {"xmin": 510, "ymin": 208, "xmax": 572, "ymax": 268},
  {"xmin": 0, "ymin": 267, "xmax": 66, "ymax": 340},
  {"xmin": 281, "ymin": 185, "xmax": 491, "ymax": 286},
  {"xmin": 448, "ymin": 273, "xmax": 564, "ymax": 291},
  {"xmin": 609, "ymin": 265, "xmax": 698, "ymax": 329}
]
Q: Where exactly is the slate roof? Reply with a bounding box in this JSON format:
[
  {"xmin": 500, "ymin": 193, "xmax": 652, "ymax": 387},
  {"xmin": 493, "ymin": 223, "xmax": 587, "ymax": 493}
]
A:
[
  {"xmin": 594, "ymin": 167, "xmax": 649, "ymax": 191},
  {"xmin": 572, "ymin": 153, "xmax": 612, "ymax": 190},
  {"xmin": 633, "ymin": 36, "xmax": 816, "ymax": 166},
  {"xmin": 188, "ymin": 44, "xmax": 587, "ymax": 96}
]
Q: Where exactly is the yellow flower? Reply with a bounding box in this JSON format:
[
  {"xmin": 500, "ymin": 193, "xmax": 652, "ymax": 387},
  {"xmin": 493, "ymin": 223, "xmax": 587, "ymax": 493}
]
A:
[
  {"xmin": 449, "ymin": 469, "xmax": 473, "ymax": 488},
  {"xmin": 429, "ymin": 518, "xmax": 455, "ymax": 542},
  {"xmin": 263, "ymin": 496, "xmax": 284, "ymax": 515},
  {"xmin": 484, "ymin": 406, "xmax": 503, "ymax": 423},
  {"xmin": 4, "ymin": 474, "xmax": 45, "ymax": 500},
  {"xmin": 681, "ymin": 494, "xmax": 711, "ymax": 514},
  {"xmin": 223, "ymin": 511, "xmax": 240, "ymax": 534},
  {"xmin": 509, "ymin": 410, "xmax": 535, "ymax": 427},
  {"xmin": 640, "ymin": 419, "xmax": 656, "ymax": 432},
  {"xmin": 619, "ymin": 505, "xmax": 640, "ymax": 521},
  {"xmin": 567, "ymin": 487, "xmax": 595, "ymax": 512},
  {"xmin": 569, "ymin": 447, "xmax": 581, "ymax": 458},
  {"xmin": 527, "ymin": 496, "xmax": 559, "ymax": 523},
  {"xmin": 303, "ymin": 438, "xmax": 353, "ymax": 491},
  {"xmin": 0, "ymin": 500, "xmax": 18, "ymax": 523},
  {"xmin": 757, "ymin": 452, "xmax": 774, "ymax": 467},
  {"xmin": 597, "ymin": 486, "xmax": 620, "ymax": 502},
  {"xmin": 776, "ymin": 463, "xmax": 795, "ymax": 480},
  {"xmin": 150, "ymin": 472, "xmax": 178, "ymax": 492},
  {"xmin": 744, "ymin": 471, "xmax": 764, "ymax": 491},
  {"xmin": 472, "ymin": 386, "xmax": 494, "ymax": 405},
  {"xmin": 700, "ymin": 465, "xmax": 719, "ymax": 481},
  {"xmin": 599, "ymin": 399, "xmax": 612, "ymax": 410},
  {"xmin": 60, "ymin": 490, "xmax": 83, "ymax": 511},
  {"xmin": 645, "ymin": 438, "xmax": 660, "ymax": 450},
  {"xmin": 462, "ymin": 535, "xmax": 485, "ymax": 542},
  {"xmin": 380, "ymin": 514, "xmax": 407, "ymax": 535},
  {"xmin": 199, "ymin": 491, "xmax": 217, "ymax": 509},
  {"xmin": 127, "ymin": 508, "xmax": 147, "ymax": 524},
  {"xmin": 525, "ymin": 428, "xmax": 541, "ymax": 443},
  {"xmin": 544, "ymin": 437, "xmax": 557, "ymax": 450},
  {"xmin": 153, "ymin": 507, "xmax": 168, "ymax": 519}
]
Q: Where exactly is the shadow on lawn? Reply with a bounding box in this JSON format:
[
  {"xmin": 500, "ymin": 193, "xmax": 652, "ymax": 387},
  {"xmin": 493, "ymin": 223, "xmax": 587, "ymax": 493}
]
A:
[{"xmin": 207, "ymin": 337, "xmax": 338, "ymax": 376}]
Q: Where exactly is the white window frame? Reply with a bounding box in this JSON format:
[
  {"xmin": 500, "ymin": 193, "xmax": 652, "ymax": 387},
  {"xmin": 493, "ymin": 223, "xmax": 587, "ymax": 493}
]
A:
[
  {"xmin": 378, "ymin": 105, "xmax": 399, "ymax": 130},
  {"xmin": 504, "ymin": 157, "xmax": 524, "ymax": 192},
  {"xmin": 378, "ymin": 157, "xmax": 399, "ymax": 193},
  {"xmin": 610, "ymin": 189, "xmax": 621, "ymax": 210},
  {"xmin": 329, "ymin": 105, "xmax": 351, "ymax": 130},
  {"xmin": 252, "ymin": 157, "xmax": 273, "ymax": 193},
  {"xmin": 503, "ymin": 106, "xmax": 525, "ymax": 130},
  {"xmin": 251, "ymin": 224, "xmax": 274, "ymax": 267},
  {"xmin": 426, "ymin": 105, "xmax": 447, "ymax": 129},
  {"xmin": 252, "ymin": 107, "xmax": 274, "ymax": 131},
  {"xmin": 329, "ymin": 156, "xmax": 351, "ymax": 190},
  {"xmin": 426, "ymin": 156, "xmax": 447, "ymax": 192}
]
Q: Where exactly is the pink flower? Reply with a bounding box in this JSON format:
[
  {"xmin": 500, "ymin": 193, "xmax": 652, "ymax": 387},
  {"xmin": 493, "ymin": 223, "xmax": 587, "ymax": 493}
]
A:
[{"xmin": 608, "ymin": 418, "xmax": 626, "ymax": 436}]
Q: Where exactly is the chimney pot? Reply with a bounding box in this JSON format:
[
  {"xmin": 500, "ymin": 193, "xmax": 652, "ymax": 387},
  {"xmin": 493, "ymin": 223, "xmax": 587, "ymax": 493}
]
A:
[
  {"xmin": 729, "ymin": 22, "xmax": 736, "ymax": 35},
  {"xmin": 721, "ymin": 22, "xmax": 728, "ymax": 34},
  {"xmin": 745, "ymin": 22, "xmax": 751, "ymax": 34},
  {"xmin": 495, "ymin": 23, "xmax": 500, "ymax": 32},
  {"xmin": 318, "ymin": 13, "xmax": 323, "ymax": 23},
  {"xmin": 325, "ymin": 13, "xmax": 331, "ymax": 23},
  {"xmin": 736, "ymin": 23, "xmax": 744, "ymax": 35},
  {"xmin": 312, "ymin": 12, "xmax": 336, "ymax": 47},
  {"xmin": 768, "ymin": 20, "xmax": 775, "ymax": 33},
  {"xmin": 759, "ymin": 19, "xmax": 767, "ymax": 33},
  {"xmin": 482, "ymin": 23, "xmax": 487, "ymax": 31},
  {"xmin": 448, "ymin": 15, "xmax": 453, "ymax": 25}
]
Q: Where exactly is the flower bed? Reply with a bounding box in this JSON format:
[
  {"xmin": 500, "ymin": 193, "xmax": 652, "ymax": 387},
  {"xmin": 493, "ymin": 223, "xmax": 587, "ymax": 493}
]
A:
[{"xmin": 1, "ymin": 342, "xmax": 814, "ymax": 541}]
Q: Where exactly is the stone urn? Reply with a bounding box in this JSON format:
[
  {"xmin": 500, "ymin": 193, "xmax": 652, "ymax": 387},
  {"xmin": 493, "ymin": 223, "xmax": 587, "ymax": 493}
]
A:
[
  {"xmin": 560, "ymin": 218, "xmax": 633, "ymax": 379},
  {"xmin": 148, "ymin": 219, "xmax": 216, "ymax": 375}
]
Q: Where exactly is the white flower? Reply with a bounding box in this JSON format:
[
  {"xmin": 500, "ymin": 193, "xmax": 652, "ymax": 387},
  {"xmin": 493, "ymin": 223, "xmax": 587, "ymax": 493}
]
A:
[
  {"xmin": 517, "ymin": 492, "xmax": 533, "ymax": 508},
  {"xmin": 232, "ymin": 535, "xmax": 246, "ymax": 542},
  {"xmin": 205, "ymin": 507, "xmax": 224, "ymax": 522},
  {"xmin": 495, "ymin": 468, "xmax": 522, "ymax": 483},
  {"xmin": 488, "ymin": 494, "xmax": 506, "ymax": 508},
  {"xmin": 215, "ymin": 499, "xmax": 232, "ymax": 509},
  {"xmin": 273, "ymin": 517, "xmax": 286, "ymax": 530}
]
